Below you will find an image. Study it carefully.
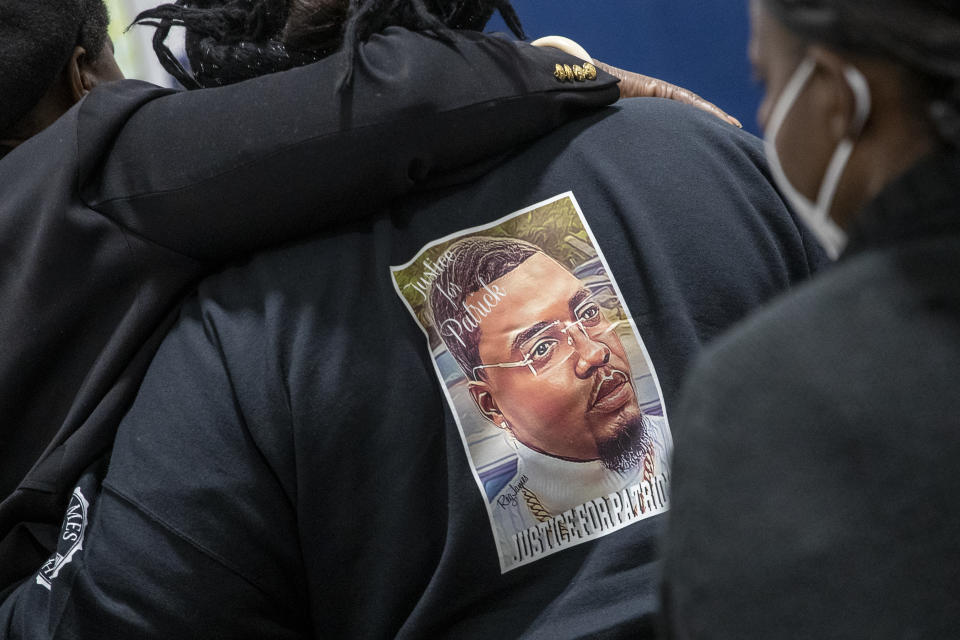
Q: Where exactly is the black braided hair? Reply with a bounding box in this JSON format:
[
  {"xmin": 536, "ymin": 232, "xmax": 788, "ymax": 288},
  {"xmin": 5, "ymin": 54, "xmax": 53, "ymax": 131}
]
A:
[
  {"xmin": 133, "ymin": 0, "xmax": 523, "ymax": 89},
  {"xmin": 0, "ymin": 0, "xmax": 109, "ymax": 135},
  {"xmin": 133, "ymin": 0, "xmax": 320, "ymax": 88},
  {"xmin": 763, "ymin": 0, "xmax": 960, "ymax": 147}
]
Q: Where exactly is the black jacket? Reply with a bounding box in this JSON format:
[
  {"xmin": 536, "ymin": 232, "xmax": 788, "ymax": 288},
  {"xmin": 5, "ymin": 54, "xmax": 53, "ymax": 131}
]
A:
[
  {"xmin": 664, "ymin": 148, "xmax": 960, "ymax": 638},
  {"xmin": 1, "ymin": 99, "xmax": 825, "ymax": 638},
  {"xmin": 0, "ymin": 27, "xmax": 619, "ymax": 597}
]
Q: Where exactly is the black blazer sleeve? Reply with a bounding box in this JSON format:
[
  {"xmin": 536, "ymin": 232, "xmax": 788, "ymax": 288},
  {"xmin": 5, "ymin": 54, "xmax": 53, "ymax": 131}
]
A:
[{"xmin": 77, "ymin": 27, "xmax": 619, "ymax": 261}]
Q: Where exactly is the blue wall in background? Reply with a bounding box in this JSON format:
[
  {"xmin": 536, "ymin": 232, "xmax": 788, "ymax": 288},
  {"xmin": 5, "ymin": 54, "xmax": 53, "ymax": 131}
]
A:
[{"xmin": 488, "ymin": 1, "xmax": 762, "ymax": 135}]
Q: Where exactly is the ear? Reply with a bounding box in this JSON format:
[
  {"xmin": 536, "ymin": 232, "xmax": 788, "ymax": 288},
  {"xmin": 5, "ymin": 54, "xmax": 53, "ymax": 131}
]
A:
[
  {"xmin": 468, "ymin": 380, "xmax": 508, "ymax": 430},
  {"xmin": 64, "ymin": 46, "xmax": 90, "ymax": 103},
  {"xmin": 808, "ymin": 45, "xmax": 870, "ymax": 140},
  {"xmin": 65, "ymin": 45, "xmax": 122, "ymax": 104}
]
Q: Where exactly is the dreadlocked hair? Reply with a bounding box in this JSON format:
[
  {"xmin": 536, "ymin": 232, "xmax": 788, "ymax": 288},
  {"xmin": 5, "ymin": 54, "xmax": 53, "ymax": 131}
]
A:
[
  {"xmin": 0, "ymin": 0, "xmax": 109, "ymax": 136},
  {"xmin": 133, "ymin": 0, "xmax": 320, "ymax": 88},
  {"xmin": 763, "ymin": 0, "xmax": 960, "ymax": 148},
  {"xmin": 134, "ymin": 0, "xmax": 523, "ymax": 90}
]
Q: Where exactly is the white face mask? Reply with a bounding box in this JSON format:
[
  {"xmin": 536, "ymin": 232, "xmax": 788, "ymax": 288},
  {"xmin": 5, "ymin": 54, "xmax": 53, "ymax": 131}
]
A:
[{"xmin": 763, "ymin": 57, "xmax": 872, "ymax": 259}]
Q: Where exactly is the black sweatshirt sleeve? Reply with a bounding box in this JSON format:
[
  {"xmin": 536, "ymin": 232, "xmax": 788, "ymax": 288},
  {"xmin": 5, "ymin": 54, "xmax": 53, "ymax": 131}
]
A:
[{"xmin": 76, "ymin": 27, "xmax": 619, "ymax": 262}]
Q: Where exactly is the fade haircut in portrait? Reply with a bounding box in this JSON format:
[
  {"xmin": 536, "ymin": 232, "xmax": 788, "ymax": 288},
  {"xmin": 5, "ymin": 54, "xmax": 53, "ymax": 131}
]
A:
[
  {"xmin": 428, "ymin": 236, "xmax": 539, "ymax": 381},
  {"xmin": 0, "ymin": 0, "xmax": 110, "ymax": 135},
  {"xmin": 135, "ymin": 0, "xmax": 525, "ymax": 89}
]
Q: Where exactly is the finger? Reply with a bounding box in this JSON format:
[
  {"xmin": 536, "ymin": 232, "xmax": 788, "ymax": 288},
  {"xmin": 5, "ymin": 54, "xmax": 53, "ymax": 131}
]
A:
[
  {"xmin": 655, "ymin": 79, "xmax": 743, "ymax": 128},
  {"xmin": 654, "ymin": 80, "xmax": 743, "ymax": 129},
  {"xmin": 592, "ymin": 59, "xmax": 742, "ymax": 128}
]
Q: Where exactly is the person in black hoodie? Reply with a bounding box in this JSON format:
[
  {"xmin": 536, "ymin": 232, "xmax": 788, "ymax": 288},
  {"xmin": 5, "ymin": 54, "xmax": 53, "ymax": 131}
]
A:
[
  {"xmin": 664, "ymin": 1, "xmax": 960, "ymax": 637},
  {"xmin": 0, "ymin": 0, "xmax": 745, "ymax": 607},
  {"xmin": 0, "ymin": 0, "xmax": 633, "ymax": 600}
]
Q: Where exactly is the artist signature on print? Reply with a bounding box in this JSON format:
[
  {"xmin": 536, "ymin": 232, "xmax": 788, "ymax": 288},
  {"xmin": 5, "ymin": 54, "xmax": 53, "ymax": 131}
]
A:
[{"xmin": 496, "ymin": 474, "xmax": 530, "ymax": 509}]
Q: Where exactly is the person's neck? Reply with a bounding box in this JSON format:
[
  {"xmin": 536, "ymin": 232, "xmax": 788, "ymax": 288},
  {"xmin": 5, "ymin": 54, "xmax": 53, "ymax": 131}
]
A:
[
  {"xmin": 833, "ymin": 87, "xmax": 938, "ymax": 230},
  {"xmin": 1, "ymin": 119, "xmax": 47, "ymax": 151},
  {"xmin": 2, "ymin": 77, "xmax": 78, "ymax": 150},
  {"xmin": 861, "ymin": 131, "xmax": 935, "ymax": 215},
  {"xmin": 843, "ymin": 142, "xmax": 960, "ymax": 254},
  {"xmin": 518, "ymin": 438, "xmax": 599, "ymax": 463}
]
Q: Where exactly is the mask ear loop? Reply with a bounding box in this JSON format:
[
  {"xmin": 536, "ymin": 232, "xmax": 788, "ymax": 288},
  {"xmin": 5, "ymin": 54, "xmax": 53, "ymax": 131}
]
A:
[
  {"xmin": 812, "ymin": 65, "xmax": 872, "ymax": 244},
  {"xmin": 845, "ymin": 65, "xmax": 872, "ymax": 135},
  {"xmin": 764, "ymin": 58, "xmax": 818, "ymax": 214},
  {"xmin": 766, "ymin": 58, "xmax": 817, "ymax": 146}
]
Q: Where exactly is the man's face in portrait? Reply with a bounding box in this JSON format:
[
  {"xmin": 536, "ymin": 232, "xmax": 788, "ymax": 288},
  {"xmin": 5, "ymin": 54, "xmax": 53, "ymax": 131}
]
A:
[{"xmin": 468, "ymin": 252, "xmax": 648, "ymax": 468}]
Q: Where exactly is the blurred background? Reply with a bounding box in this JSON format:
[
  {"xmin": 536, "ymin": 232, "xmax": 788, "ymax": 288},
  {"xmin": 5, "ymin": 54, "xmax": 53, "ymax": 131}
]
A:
[{"xmin": 106, "ymin": 0, "xmax": 762, "ymax": 134}]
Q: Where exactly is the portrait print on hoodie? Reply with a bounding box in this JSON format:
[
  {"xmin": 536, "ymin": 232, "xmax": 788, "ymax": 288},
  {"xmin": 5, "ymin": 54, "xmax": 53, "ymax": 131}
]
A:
[{"xmin": 391, "ymin": 193, "xmax": 672, "ymax": 572}]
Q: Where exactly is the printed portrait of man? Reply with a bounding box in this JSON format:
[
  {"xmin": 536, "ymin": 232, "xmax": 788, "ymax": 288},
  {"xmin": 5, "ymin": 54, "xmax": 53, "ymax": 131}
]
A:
[{"xmin": 428, "ymin": 236, "xmax": 670, "ymax": 534}]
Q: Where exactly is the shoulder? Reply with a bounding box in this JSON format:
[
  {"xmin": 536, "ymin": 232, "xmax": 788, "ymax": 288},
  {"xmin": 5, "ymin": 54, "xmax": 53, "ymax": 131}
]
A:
[
  {"xmin": 534, "ymin": 97, "xmax": 823, "ymax": 265},
  {"xmin": 77, "ymin": 79, "xmax": 176, "ymax": 133},
  {"xmin": 675, "ymin": 246, "xmax": 924, "ymax": 432},
  {"xmin": 82, "ymin": 78, "xmax": 176, "ymax": 109},
  {"xmin": 685, "ymin": 253, "xmax": 874, "ymax": 381},
  {"xmin": 562, "ymin": 96, "xmax": 766, "ymax": 168},
  {"xmin": 75, "ymin": 79, "xmax": 176, "ymax": 172},
  {"xmin": 664, "ymin": 236, "xmax": 960, "ymax": 638},
  {"xmin": 702, "ymin": 247, "xmax": 918, "ymax": 365}
]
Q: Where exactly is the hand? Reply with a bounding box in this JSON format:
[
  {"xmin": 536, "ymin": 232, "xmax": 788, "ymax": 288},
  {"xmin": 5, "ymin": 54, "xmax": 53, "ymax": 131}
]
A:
[{"xmin": 591, "ymin": 59, "xmax": 742, "ymax": 128}]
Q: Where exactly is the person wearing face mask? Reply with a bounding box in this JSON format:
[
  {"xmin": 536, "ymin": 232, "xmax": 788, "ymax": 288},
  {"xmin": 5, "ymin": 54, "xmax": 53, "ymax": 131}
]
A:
[{"xmin": 663, "ymin": 1, "xmax": 960, "ymax": 637}]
